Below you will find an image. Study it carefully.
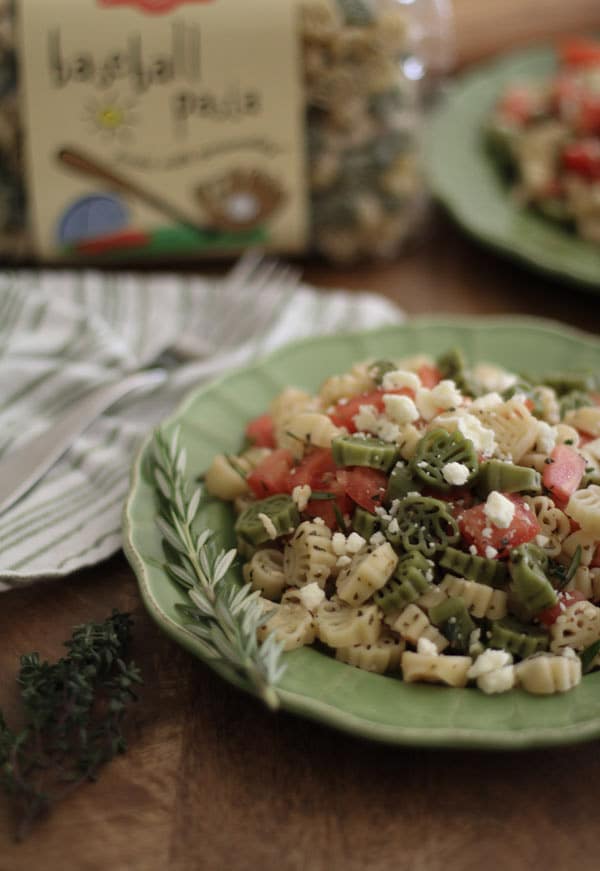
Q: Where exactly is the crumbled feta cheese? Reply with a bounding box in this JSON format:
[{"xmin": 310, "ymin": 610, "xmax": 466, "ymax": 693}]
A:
[
  {"xmin": 417, "ymin": 637, "xmax": 439, "ymax": 657},
  {"xmin": 415, "ymin": 380, "xmax": 462, "ymax": 421},
  {"xmin": 536, "ymin": 420, "xmax": 558, "ymax": 454},
  {"xmin": 472, "ymin": 363, "xmax": 517, "ymax": 393},
  {"xmin": 441, "ymin": 461, "xmax": 470, "ymax": 486},
  {"xmin": 346, "ymin": 532, "xmax": 366, "ymax": 554},
  {"xmin": 298, "ymin": 582, "xmax": 325, "ymax": 612},
  {"xmin": 467, "ymin": 648, "xmax": 513, "ymax": 679},
  {"xmin": 471, "ymin": 392, "xmax": 504, "ymax": 411},
  {"xmin": 484, "ymin": 491, "xmax": 515, "ymax": 529},
  {"xmin": 353, "ymin": 404, "xmax": 379, "ymax": 433},
  {"xmin": 336, "ymin": 554, "xmax": 352, "ymax": 568},
  {"xmin": 258, "ymin": 513, "xmax": 278, "ymax": 540},
  {"xmin": 416, "ymin": 460, "xmax": 428, "ymax": 468},
  {"xmin": 352, "ymin": 403, "xmax": 400, "ymax": 443},
  {"xmin": 535, "ymin": 534, "xmax": 550, "ymax": 547},
  {"xmin": 469, "ymin": 545, "xmax": 478, "ymax": 556},
  {"xmin": 561, "ymin": 646, "xmax": 578, "ymax": 661},
  {"xmin": 376, "ymin": 418, "xmax": 401, "ymax": 443},
  {"xmin": 382, "ymin": 369, "xmax": 421, "ymax": 392},
  {"xmin": 332, "ymin": 533, "xmax": 347, "ymax": 556},
  {"xmin": 292, "ymin": 484, "xmax": 312, "ymax": 512},
  {"xmin": 477, "ymin": 666, "xmax": 516, "ymax": 694},
  {"xmin": 434, "ymin": 411, "xmax": 496, "ymax": 457},
  {"xmin": 387, "ymin": 517, "xmax": 399, "ymax": 536},
  {"xmin": 482, "ymin": 527, "xmax": 492, "ymax": 539},
  {"xmin": 383, "ymin": 393, "xmax": 419, "ymax": 425},
  {"xmin": 485, "ymin": 545, "xmax": 498, "ymax": 559},
  {"xmin": 369, "ymin": 531, "xmax": 387, "ymax": 547}
]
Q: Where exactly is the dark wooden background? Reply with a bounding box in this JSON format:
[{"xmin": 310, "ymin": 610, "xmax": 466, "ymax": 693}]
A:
[{"xmin": 3, "ymin": 2, "xmax": 600, "ymax": 868}]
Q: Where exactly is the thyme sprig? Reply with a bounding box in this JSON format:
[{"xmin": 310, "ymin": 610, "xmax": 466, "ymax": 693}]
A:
[
  {"xmin": 0, "ymin": 611, "xmax": 141, "ymax": 840},
  {"xmin": 152, "ymin": 428, "xmax": 285, "ymax": 710}
]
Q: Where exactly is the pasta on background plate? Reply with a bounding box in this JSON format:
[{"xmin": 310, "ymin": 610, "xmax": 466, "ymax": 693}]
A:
[{"xmin": 205, "ymin": 348, "xmax": 600, "ymax": 696}]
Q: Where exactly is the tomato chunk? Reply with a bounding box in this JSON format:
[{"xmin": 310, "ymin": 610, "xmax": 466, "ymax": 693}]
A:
[
  {"xmin": 498, "ymin": 86, "xmax": 538, "ymax": 124},
  {"xmin": 542, "ymin": 445, "xmax": 586, "ymax": 507},
  {"xmin": 559, "ymin": 37, "xmax": 600, "ymax": 68},
  {"xmin": 457, "ymin": 495, "xmax": 540, "ymax": 559},
  {"xmin": 417, "ymin": 364, "xmax": 442, "ymax": 389},
  {"xmin": 336, "ymin": 467, "xmax": 388, "ymax": 513},
  {"xmin": 328, "ymin": 388, "xmax": 413, "ymax": 432},
  {"xmin": 538, "ymin": 591, "xmax": 587, "ymax": 627},
  {"xmin": 245, "ymin": 413, "xmax": 276, "ymax": 449},
  {"xmin": 562, "ymin": 140, "xmax": 600, "ymax": 181},
  {"xmin": 287, "ymin": 448, "xmax": 351, "ymax": 529},
  {"xmin": 247, "ymin": 449, "xmax": 294, "ymax": 499}
]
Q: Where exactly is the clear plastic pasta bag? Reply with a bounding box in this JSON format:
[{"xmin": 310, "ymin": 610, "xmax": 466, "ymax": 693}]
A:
[{"xmin": 0, "ymin": 0, "xmax": 453, "ymax": 264}]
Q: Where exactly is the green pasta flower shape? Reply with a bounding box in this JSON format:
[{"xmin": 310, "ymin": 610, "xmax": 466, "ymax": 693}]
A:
[
  {"xmin": 410, "ymin": 428, "xmax": 478, "ymax": 492},
  {"xmin": 386, "ymin": 494, "xmax": 460, "ymax": 557}
]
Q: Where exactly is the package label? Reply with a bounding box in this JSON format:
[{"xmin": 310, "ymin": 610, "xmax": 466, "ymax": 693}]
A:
[{"xmin": 19, "ymin": 0, "xmax": 308, "ymax": 259}]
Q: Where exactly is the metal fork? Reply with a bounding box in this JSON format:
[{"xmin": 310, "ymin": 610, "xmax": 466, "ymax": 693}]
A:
[{"xmin": 174, "ymin": 251, "xmax": 302, "ymax": 361}]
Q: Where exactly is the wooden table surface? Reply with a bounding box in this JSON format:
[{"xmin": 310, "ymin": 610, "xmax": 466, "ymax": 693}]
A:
[{"xmin": 3, "ymin": 4, "xmax": 600, "ymax": 869}]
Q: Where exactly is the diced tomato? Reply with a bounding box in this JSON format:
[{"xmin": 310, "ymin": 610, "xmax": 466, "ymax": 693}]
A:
[
  {"xmin": 287, "ymin": 448, "xmax": 351, "ymax": 530},
  {"xmin": 457, "ymin": 495, "xmax": 540, "ymax": 559},
  {"xmin": 245, "ymin": 413, "xmax": 276, "ymax": 449},
  {"xmin": 336, "ymin": 467, "xmax": 388, "ymax": 513},
  {"xmin": 286, "ymin": 448, "xmax": 337, "ymax": 491},
  {"xmin": 247, "ymin": 449, "xmax": 294, "ymax": 499},
  {"xmin": 417, "ymin": 364, "xmax": 442, "ymax": 389},
  {"xmin": 578, "ymin": 95, "xmax": 600, "ymax": 135},
  {"xmin": 562, "ymin": 140, "xmax": 600, "ymax": 181},
  {"xmin": 542, "ymin": 444, "xmax": 586, "ymax": 507},
  {"xmin": 559, "ymin": 37, "xmax": 600, "ymax": 68},
  {"xmin": 328, "ymin": 388, "xmax": 413, "ymax": 432},
  {"xmin": 304, "ymin": 482, "xmax": 352, "ymax": 530},
  {"xmin": 538, "ymin": 591, "xmax": 587, "ymax": 627},
  {"xmin": 498, "ymin": 86, "xmax": 538, "ymax": 124}
]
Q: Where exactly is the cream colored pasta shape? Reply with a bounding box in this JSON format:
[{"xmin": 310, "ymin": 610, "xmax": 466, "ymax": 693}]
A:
[
  {"xmin": 243, "ymin": 548, "xmax": 287, "ymax": 601},
  {"xmin": 316, "ymin": 598, "xmax": 382, "ymax": 648},
  {"xmin": 283, "ymin": 520, "xmax": 337, "ymax": 589},
  {"xmin": 438, "ymin": 575, "xmax": 507, "ymax": 620},
  {"xmin": 336, "ymin": 633, "xmax": 405, "ymax": 674},
  {"xmin": 336, "ymin": 542, "xmax": 398, "ymax": 606},
  {"xmin": 401, "ymin": 651, "xmax": 472, "ymax": 688},
  {"xmin": 257, "ymin": 601, "xmax": 316, "ymax": 651},
  {"xmin": 517, "ymin": 655, "xmax": 582, "ymax": 695}
]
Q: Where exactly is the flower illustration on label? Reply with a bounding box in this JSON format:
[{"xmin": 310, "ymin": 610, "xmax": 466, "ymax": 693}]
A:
[
  {"xmin": 83, "ymin": 94, "xmax": 139, "ymax": 141},
  {"xmin": 99, "ymin": 0, "xmax": 213, "ymax": 12}
]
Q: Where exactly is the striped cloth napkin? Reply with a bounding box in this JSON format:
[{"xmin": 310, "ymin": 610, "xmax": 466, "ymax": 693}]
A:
[{"xmin": 0, "ymin": 269, "xmax": 404, "ymax": 588}]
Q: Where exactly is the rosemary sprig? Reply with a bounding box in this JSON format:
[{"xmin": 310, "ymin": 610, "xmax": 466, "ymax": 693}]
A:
[
  {"xmin": 152, "ymin": 427, "xmax": 285, "ymax": 710},
  {"xmin": 0, "ymin": 611, "xmax": 141, "ymax": 840}
]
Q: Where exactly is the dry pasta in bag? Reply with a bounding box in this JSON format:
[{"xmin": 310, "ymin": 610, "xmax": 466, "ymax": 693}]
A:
[{"xmin": 0, "ymin": 0, "xmax": 450, "ymax": 263}]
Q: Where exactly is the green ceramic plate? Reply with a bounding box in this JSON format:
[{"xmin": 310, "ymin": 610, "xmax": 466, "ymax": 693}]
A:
[
  {"xmin": 424, "ymin": 46, "xmax": 600, "ymax": 288},
  {"xmin": 124, "ymin": 317, "xmax": 600, "ymax": 749}
]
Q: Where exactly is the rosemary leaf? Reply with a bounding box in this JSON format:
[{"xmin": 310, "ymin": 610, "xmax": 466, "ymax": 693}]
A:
[{"xmin": 152, "ymin": 428, "xmax": 285, "ymax": 709}]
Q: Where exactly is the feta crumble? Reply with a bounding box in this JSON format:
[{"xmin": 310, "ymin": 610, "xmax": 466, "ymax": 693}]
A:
[
  {"xmin": 382, "ymin": 369, "xmax": 421, "ymax": 392},
  {"xmin": 477, "ymin": 666, "xmax": 516, "ymax": 695},
  {"xmin": 346, "ymin": 532, "xmax": 366, "ymax": 554},
  {"xmin": 332, "ymin": 533, "xmax": 347, "ymax": 556},
  {"xmin": 485, "ymin": 545, "xmax": 498, "ymax": 559},
  {"xmin": 383, "ymin": 393, "xmax": 419, "ymax": 425},
  {"xmin": 536, "ymin": 420, "xmax": 558, "ymax": 454},
  {"xmin": 441, "ymin": 461, "xmax": 470, "ymax": 486},
  {"xmin": 298, "ymin": 582, "xmax": 325, "ymax": 612},
  {"xmin": 484, "ymin": 491, "xmax": 515, "ymax": 528},
  {"xmin": 417, "ymin": 637, "xmax": 439, "ymax": 657},
  {"xmin": 292, "ymin": 484, "xmax": 312, "ymax": 512},
  {"xmin": 258, "ymin": 513, "xmax": 278, "ymax": 540},
  {"xmin": 467, "ymin": 648, "xmax": 513, "ymax": 679}
]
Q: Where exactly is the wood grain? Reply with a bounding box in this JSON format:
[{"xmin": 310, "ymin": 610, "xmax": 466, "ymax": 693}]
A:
[
  {"xmin": 453, "ymin": 0, "xmax": 600, "ymax": 67},
  {"xmin": 3, "ymin": 1, "xmax": 600, "ymax": 866}
]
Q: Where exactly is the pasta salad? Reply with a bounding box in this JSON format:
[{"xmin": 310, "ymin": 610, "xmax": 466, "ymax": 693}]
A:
[
  {"xmin": 204, "ymin": 348, "xmax": 600, "ymax": 696},
  {"xmin": 487, "ymin": 38, "xmax": 600, "ymax": 244}
]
